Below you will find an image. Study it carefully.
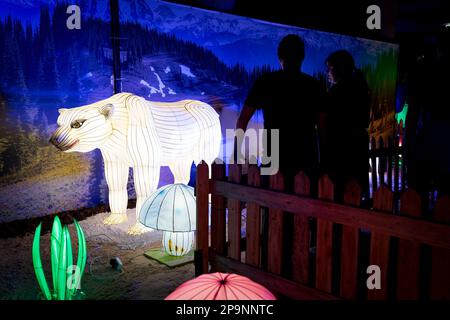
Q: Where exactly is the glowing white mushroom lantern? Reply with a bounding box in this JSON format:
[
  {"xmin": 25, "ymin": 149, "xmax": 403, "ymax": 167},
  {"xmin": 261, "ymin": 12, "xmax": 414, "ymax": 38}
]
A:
[
  {"xmin": 162, "ymin": 231, "xmax": 195, "ymax": 257},
  {"xmin": 139, "ymin": 183, "xmax": 196, "ymax": 256}
]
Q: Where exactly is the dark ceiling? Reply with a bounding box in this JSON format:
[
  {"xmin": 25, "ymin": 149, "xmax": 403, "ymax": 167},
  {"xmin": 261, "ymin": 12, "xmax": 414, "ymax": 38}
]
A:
[
  {"xmin": 164, "ymin": 0, "xmax": 450, "ymax": 76},
  {"xmin": 165, "ymin": 0, "xmax": 450, "ymax": 42}
]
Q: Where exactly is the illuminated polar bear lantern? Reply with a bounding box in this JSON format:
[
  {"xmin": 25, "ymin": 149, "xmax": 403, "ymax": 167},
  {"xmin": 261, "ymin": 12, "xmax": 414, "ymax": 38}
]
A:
[{"xmin": 50, "ymin": 93, "xmax": 221, "ymax": 235}]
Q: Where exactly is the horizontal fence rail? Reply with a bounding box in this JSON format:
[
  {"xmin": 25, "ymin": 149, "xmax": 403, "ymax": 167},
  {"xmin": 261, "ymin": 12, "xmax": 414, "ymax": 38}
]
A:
[{"xmin": 209, "ymin": 180, "xmax": 450, "ymax": 249}]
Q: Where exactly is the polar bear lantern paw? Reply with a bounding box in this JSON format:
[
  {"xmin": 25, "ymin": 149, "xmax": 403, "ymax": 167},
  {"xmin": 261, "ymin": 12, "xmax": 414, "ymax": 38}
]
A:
[
  {"xmin": 127, "ymin": 223, "xmax": 154, "ymax": 235},
  {"xmin": 103, "ymin": 213, "xmax": 128, "ymax": 225}
]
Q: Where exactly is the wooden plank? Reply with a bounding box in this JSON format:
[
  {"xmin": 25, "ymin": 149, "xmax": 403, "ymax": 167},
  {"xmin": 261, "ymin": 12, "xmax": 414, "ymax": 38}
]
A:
[
  {"xmin": 316, "ymin": 175, "xmax": 334, "ymax": 293},
  {"xmin": 401, "ymin": 151, "xmax": 407, "ymax": 190},
  {"xmin": 268, "ymin": 171, "xmax": 285, "ymax": 275},
  {"xmin": 378, "ymin": 137, "xmax": 386, "ymax": 185},
  {"xmin": 246, "ymin": 164, "xmax": 261, "ymax": 267},
  {"xmin": 209, "ymin": 250, "xmax": 340, "ymax": 300},
  {"xmin": 371, "ymin": 137, "xmax": 378, "ymax": 194},
  {"xmin": 368, "ymin": 185, "xmax": 393, "ymax": 300},
  {"xmin": 387, "ymin": 138, "xmax": 393, "ymax": 190},
  {"xmin": 394, "ymin": 136, "xmax": 400, "ymax": 193},
  {"xmin": 195, "ymin": 161, "xmax": 210, "ymax": 275},
  {"xmin": 397, "ymin": 189, "xmax": 422, "ymax": 299},
  {"xmin": 211, "ymin": 161, "xmax": 226, "ymax": 255},
  {"xmin": 292, "ymin": 172, "xmax": 311, "ymax": 284},
  {"xmin": 431, "ymin": 196, "xmax": 450, "ymax": 299},
  {"xmin": 227, "ymin": 164, "xmax": 242, "ymax": 261},
  {"xmin": 209, "ymin": 180, "xmax": 450, "ymax": 250},
  {"xmin": 340, "ymin": 179, "xmax": 361, "ymax": 299}
]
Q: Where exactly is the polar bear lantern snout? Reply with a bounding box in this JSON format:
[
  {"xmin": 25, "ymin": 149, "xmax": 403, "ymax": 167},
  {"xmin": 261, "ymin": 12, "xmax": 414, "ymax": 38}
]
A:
[
  {"xmin": 50, "ymin": 103, "xmax": 115, "ymax": 153},
  {"xmin": 49, "ymin": 128, "xmax": 79, "ymax": 151}
]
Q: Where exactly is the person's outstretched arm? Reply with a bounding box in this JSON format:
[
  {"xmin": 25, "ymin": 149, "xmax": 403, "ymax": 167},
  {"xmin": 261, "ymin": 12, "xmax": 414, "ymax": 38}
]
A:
[
  {"xmin": 233, "ymin": 104, "xmax": 256, "ymax": 163},
  {"xmin": 234, "ymin": 74, "xmax": 265, "ymax": 164},
  {"xmin": 236, "ymin": 104, "xmax": 256, "ymax": 132}
]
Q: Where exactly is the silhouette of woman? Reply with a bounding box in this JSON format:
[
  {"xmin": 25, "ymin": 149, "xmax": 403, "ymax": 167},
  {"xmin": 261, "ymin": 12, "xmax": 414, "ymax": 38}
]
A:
[{"xmin": 323, "ymin": 50, "xmax": 370, "ymax": 201}]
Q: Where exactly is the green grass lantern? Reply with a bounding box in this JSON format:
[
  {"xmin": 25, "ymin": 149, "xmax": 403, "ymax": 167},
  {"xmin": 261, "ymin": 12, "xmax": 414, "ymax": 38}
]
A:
[{"xmin": 32, "ymin": 216, "xmax": 87, "ymax": 300}]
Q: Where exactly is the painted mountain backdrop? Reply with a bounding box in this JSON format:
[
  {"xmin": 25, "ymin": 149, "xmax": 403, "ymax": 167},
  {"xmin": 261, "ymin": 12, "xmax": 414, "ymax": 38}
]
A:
[{"xmin": 0, "ymin": 0, "xmax": 398, "ymax": 222}]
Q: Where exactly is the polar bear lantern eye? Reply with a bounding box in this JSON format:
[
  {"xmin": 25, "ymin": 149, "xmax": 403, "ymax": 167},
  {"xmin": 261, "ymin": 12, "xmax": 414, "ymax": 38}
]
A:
[{"xmin": 71, "ymin": 119, "xmax": 86, "ymax": 129}]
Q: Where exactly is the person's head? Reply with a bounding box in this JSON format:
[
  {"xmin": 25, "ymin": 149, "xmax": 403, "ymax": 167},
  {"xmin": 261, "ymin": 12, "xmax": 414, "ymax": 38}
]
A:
[
  {"xmin": 326, "ymin": 50, "xmax": 356, "ymax": 84},
  {"xmin": 278, "ymin": 34, "xmax": 305, "ymax": 70}
]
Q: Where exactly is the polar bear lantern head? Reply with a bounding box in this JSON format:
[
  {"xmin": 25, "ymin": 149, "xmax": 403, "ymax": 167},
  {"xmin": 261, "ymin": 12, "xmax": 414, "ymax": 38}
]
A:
[{"xmin": 50, "ymin": 103, "xmax": 115, "ymax": 152}]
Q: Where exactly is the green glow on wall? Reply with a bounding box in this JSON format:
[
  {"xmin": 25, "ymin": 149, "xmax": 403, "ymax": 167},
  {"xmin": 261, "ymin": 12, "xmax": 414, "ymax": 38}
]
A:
[
  {"xmin": 396, "ymin": 103, "xmax": 408, "ymax": 128},
  {"xmin": 32, "ymin": 216, "xmax": 87, "ymax": 300}
]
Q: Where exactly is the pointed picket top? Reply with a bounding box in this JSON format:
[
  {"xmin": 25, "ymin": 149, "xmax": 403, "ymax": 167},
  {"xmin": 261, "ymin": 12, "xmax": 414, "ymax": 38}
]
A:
[
  {"xmin": 247, "ymin": 164, "xmax": 260, "ymax": 187},
  {"xmin": 435, "ymin": 195, "xmax": 450, "ymax": 223},
  {"xmin": 400, "ymin": 189, "xmax": 422, "ymax": 217},
  {"xmin": 197, "ymin": 160, "xmax": 209, "ymax": 178},
  {"xmin": 294, "ymin": 171, "xmax": 310, "ymax": 196},
  {"xmin": 318, "ymin": 174, "xmax": 334, "ymax": 201},
  {"xmin": 373, "ymin": 184, "xmax": 394, "ymax": 212},
  {"xmin": 269, "ymin": 170, "xmax": 284, "ymax": 191},
  {"xmin": 228, "ymin": 163, "xmax": 241, "ymax": 183},
  {"xmin": 344, "ymin": 179, "xmax": 361, "ymax": 206},
  {"xmin": 211, "ymin": 160, "xmax": 225, "ymax": 180}
]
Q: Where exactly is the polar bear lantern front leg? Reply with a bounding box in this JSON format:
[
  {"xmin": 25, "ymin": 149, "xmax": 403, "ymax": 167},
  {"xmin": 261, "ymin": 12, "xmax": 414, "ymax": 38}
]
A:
[
  {"xmin": 126, "ymin": 96, "xmax": 161, "ymax": 235},
  {"xmin": 101, "ymin": 151, "xmax": 129, "ymax": 225},
  {"xmin": 128, "ymin": 163, "xmax": 160, "ymax": 235}
]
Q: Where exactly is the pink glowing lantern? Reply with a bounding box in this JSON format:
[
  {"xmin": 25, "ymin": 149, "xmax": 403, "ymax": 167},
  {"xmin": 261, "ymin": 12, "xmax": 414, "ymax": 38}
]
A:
[{"xmin": 165, "ymin": 272, "xmax": 276, "ymax": 300}]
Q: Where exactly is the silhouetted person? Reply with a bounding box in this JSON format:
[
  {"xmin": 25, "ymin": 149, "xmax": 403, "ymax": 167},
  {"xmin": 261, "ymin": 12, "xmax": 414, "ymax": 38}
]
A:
[
  {"xmin": 405, "ymin": 30, "xmax": 450, "ymax": 196},
  {"xmin": 323, "ymin": 50, "xmax": 370, "ymax": 201},
  {"xmin": 235, "ymin": 34, "xmax": 325, "ymax": 193}
]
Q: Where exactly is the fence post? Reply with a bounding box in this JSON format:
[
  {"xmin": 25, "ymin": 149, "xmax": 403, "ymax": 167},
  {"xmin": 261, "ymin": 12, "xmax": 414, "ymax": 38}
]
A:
[
  {"xmin": 371, "ymin": 137, "xmax": 378, "ymax": 194},
  {"xmin": 368, "ymin": 185, "xmax": 394, "ymax": 300},
  {"xmin": 268, "ymin": 171, "xmax": 285, "ymax": 275},
  {"xmin": 292, "ymin": 171, "xmax": 311, "ymax": 284},
  {"xmin": 340, "ymin": 179, "xmax": 362, "ymax": 299},
  {"xmin": 246, "ymin": 164, "xmax": 261, "ymax": 267},
  {"xmin": 195, "ymin": 161, "xmax": 209, "ymax": 276},
  {"xmin": 430, "ymin": 196, "xmax": 450, "ymax": 299},
  {"xmin": 227, "ymin": 164, "xmax": 242, "ymax": 261},
  {"xmin": 387, "ymin": 138, "xmax": 393, "ymax": 190},
  {"xmin": 378, "ymin": 137, "xmax": 386, "ymax": 185},
  {"xmin": 394, "ymin": 135, "xmax": 400, "ymax": 193},
  {"xmin": 396, "ymin": 189, "xmax": 422, "ymax": 299},
  {"xmin": 211, "ymin": 161, "xmax": 226, "ymax": 256},
  {"xmin": 316, "ymin": 174, "xmax": 334, "ymax": 293}
]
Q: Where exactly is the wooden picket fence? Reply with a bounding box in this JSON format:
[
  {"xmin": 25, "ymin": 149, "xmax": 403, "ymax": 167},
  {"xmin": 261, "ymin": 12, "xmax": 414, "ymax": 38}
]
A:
[{"xmin": 195, "ymin": 161, "xmax": 450, "ymax": 300}]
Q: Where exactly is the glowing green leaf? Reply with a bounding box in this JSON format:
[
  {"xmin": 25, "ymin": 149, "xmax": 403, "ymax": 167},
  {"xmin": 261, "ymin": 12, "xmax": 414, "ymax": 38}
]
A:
[
  {"xmin": 65, "ymin": 226, "xmax": 73, "ymax": 300},
  {"xmin": 51, "ymin": 216, "xmax": 62, "ymax": 294},
  {"xmin": 31, "ymin": 223, "xmax": 51, "ymax": 300},
  {"xmin": 56, "ymin": 226, "xmax": 68, "ymax": 300},
  {"xmin": 73, "ymin": 220, "xmax": 86, "ymax": 294}
]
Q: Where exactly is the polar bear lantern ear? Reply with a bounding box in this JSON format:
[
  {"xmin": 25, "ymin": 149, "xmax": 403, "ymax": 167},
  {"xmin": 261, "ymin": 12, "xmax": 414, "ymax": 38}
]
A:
[
  {"xmin": 58, "ymin": 108, "xmax": 68, "ymax": 114},
  {"xmin": 99, "ymin": 103, "xmax": 114, "ymax": 120}
]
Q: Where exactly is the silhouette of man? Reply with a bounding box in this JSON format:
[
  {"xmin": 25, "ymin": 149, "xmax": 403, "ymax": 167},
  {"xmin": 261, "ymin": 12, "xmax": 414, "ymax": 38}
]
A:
[{"xmin": 235, "ymin": 34, "xmax": 325, "ymax": 192}]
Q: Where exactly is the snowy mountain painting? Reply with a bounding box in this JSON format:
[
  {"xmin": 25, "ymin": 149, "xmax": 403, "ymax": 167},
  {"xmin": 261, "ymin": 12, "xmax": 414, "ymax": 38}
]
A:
[{"xmin": 0, "ymin": 0, "xmax": 398, "ymax": 222}]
